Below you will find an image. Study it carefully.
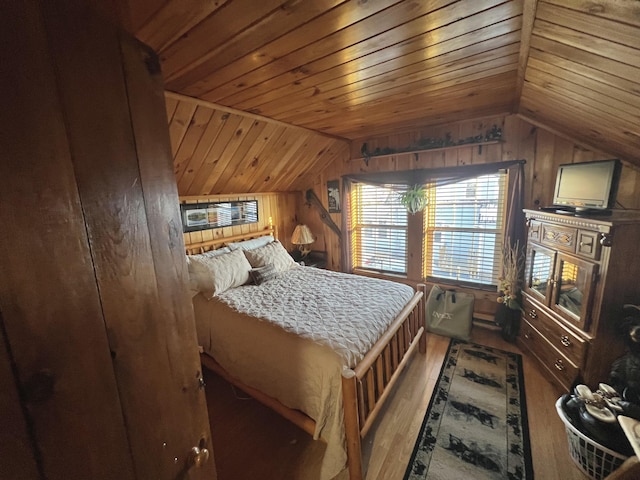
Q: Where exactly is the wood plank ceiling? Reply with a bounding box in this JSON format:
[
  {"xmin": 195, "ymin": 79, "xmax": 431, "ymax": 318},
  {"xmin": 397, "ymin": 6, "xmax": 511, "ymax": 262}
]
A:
[{"xmin": 119, "ymin": 0, "xmax": 640, "ymax": 195}]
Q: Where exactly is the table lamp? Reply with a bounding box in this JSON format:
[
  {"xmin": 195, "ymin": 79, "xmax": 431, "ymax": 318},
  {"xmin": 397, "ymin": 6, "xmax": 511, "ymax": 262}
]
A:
[{"xmin": 291, "ymin": 224, "xmax": 314, "ymax": 259}]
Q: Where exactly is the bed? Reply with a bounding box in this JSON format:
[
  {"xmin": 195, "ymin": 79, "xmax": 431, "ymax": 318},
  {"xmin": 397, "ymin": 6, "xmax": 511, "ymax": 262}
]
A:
[{"xmin": 185, "ymin": 227, "xmax": 425, "ymax": 480}]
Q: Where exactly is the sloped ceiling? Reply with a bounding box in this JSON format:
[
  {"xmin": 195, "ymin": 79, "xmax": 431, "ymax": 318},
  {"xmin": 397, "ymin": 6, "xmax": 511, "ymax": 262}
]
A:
[{"xmin": 116, "ymin": 0, "xmax": 640, "ymax": 194}]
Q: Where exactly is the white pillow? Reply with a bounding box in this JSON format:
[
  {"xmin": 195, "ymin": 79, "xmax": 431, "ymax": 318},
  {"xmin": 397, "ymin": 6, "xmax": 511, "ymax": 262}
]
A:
[
  {"xmin": 243, "ymin": 240, "xmax": 296, "ymax": 273},
  {"xmin": 187, "ymin": 249, "xmax": 252, "ymax": 298},
  {"xmin": 227, "ymin": 235, "xmax": 274, "ymax": 251},
  {"xmin": 185, "ymin": 247, "xmax": 232, "ymax": 297}
]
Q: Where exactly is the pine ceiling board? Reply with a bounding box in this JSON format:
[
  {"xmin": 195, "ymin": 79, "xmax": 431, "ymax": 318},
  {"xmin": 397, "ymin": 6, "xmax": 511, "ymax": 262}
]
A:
[
  {"xmin": 241, "ymin": 128, "xmax": 300, "ymax": 192},
  {"xmin": 233, "ymin": 27, "xmax": 521, "ymax": 113},
  {"xmin": 198, "ymin": 0, "xmax": 509, "ymax": 103},
  {"xmin": 526, "ymin": 58, "xmax": 640, "ymax": 123},
  {"xmin": 224, "ymin": 19, "xmax": 521, "ymax": 111},
  {"xmin": 200, "ymin": 115, "xmax": 262, "ymax": 194},
  {"xmin": 167, "ymin": 101, "xmax": 196, "ymax": 157},
  {"xmin": 321, "ymin": 53, "xmax": 520, "ymax": 108},
  {"xmin": 170, "ymin": 0, "xmax": 399, "ymax": 98},
  {"xmin": 125, "ymin": 0, "xmax": 165, "ymax": 32},
  {"xmin": 208, "ymin": 119, "xmax": 269, "ymax": 193},
  {"xmin": 222, "ymin": 123, "xmax": 289, "ymax": 193},
  {"xmin": 135, "ymin": 0, "xmax": 231, "ymax": 52},
  {"xmin": 295, "ymin": 73, "xmax": 517, "ymax": 134},
  {"xmin": 520, "ymin": 87, "xmax": 640, "ymax": 157},
  {"xmin": 164, "ymin": 95, "xmax": 178, "ymax": 121},
  {"xmin": 268, "ymin": 135, "xmax": 335, "ymax": 191},
  {"xmin": 281, "ymin": 66, "xmax": 518, "ymax": 129},
  {"xmin": 537, "ymin": 2, "xmax": 640, "ymax": 49},
  {"xmin": 270, "ymin": 51, "xmax": 519, "ymax": 123},
  {"xmin": 181, "ymin": 113, "xmax": 244, "ymax": 195},
  {"xmin": 543, "ymin": 0, "xmax": 640, "ymax": 28},
  {"xmin": 246, "ymin": 130, "xmax": 311, "ymax": 192},
  {"xmin": 171, "ymin": 105, "xmax": 215, "ymax": 184},
  {"xmin": 528, "ymin": 47, "xmax": 640, "ymax": 98},
  {"xmin": 534, "ymin": 19, "xmax": 640, "ymax": 68},
  {"xmin": 287, "ymin": 140, "xmax": 351, "ymax": 192},
  {"xmin": 159, "ymin": 0, "xmax": 288, "ymax": 82},
  {"xmin": 522, "ymin": 80, "xmax": 640, "ymax": 136},
  {"xmin": 176, "ymin": 109, "xmax": 233, "ymax": 194},
  {"xmin": 255, "ymin": 133, "xmax": 314, "ymax": 192},
  {"xmin": 310, "ymin": 74, "xmax": 517, "ymax": 137}
]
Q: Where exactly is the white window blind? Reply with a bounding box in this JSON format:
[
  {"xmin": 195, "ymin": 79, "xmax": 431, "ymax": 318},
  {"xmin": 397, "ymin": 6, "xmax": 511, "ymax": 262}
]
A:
[
  {"xmin": 351, "ymin": 184, "xmax": 408, "ymax": 274},
  {"xmin": 423, "ymin": 172, "xmax": 506, "ymax": 287}
]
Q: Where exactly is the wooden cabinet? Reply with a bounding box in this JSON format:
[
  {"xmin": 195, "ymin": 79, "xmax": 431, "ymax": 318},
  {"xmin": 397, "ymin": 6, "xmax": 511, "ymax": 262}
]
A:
[{"xmin": 518, "ymin": 209, "xmax": 640, "ymax": 391}]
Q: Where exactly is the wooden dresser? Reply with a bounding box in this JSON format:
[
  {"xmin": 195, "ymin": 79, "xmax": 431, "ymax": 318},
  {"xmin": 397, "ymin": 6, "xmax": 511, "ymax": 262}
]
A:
[{"xmin": 518, "ymin": 209, "xmax": 640, "ymax": 392}]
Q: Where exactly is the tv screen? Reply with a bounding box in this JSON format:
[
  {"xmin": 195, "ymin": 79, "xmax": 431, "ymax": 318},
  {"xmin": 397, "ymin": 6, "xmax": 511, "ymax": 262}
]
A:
[{"xmin": 552, "ymin": 159, "xmax": 621, "ymax": 212}]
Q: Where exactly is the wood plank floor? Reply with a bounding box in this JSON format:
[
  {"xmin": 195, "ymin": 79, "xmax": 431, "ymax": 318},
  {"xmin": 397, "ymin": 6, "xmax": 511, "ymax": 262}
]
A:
[{"xmin": 205, "ymin": 328, "xmax": 588, "ymax": 479}]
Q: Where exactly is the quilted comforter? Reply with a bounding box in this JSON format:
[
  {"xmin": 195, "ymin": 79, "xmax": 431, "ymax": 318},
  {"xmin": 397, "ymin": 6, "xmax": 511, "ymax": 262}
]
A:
[{"xmin": 193, "ymin": 266, "xmax": 415, "ymax": 479}]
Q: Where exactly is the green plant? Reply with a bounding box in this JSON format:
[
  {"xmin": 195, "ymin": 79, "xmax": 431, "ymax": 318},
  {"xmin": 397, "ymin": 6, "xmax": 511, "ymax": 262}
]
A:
[{"xmin": 398, "ymin": 185, "xmax": 428, "ymax": 214}]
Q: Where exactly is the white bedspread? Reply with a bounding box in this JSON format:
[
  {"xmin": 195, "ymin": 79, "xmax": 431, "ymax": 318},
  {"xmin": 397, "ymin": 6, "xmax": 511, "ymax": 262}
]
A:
[{"xmin": 193, "ymin": 266, "xmax": 415, "ymax": 479}]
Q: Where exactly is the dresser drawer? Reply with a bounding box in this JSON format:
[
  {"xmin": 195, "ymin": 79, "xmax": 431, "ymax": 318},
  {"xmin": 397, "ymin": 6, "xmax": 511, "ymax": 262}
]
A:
[
  {"xmin": 519, "ymin": 320, "xmax": 579, "ymax": 391},
  {"xmin": 576, "ymin": 229, "xmax": 601, "ymax": 260},
  {"xmin": 541, "ymin": 223, "xmax": 577, "ymax": 254},
  {"xmin": 521, "ymin": 296, "xmax": 587, "ymax": 367}
]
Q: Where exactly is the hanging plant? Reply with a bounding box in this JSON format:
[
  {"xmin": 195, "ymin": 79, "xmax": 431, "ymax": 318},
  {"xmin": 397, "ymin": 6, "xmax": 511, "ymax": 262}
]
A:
[{"xmin": 398, "ymin": 185, "xmax": 428, "ymax": 214}]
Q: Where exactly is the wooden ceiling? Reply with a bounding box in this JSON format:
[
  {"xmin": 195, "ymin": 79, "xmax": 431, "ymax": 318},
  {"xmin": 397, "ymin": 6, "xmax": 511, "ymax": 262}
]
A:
[{"xmin": 115, "ymin": 0, "xmax": 640, "ymax": 195}]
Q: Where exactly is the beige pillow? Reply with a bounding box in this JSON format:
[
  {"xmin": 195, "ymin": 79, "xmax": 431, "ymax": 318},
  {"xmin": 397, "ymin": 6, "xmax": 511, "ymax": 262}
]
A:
[
  {"xmin": 187, "ymin": 249, "xmax": 252, "ymax": 298},
  {"xmin": 243, "ymin": 240, "xmax": 296, "ymax": 272}
]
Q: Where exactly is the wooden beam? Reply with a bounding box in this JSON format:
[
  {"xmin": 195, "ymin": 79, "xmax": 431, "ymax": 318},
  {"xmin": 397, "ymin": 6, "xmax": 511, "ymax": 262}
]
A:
[{"xmin": 514, "ymin": 0, "xmax": 538, "ymax": 112}]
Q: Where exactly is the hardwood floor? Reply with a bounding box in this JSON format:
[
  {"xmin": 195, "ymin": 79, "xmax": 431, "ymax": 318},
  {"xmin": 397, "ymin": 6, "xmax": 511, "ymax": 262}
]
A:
[{"xmin": 205, "ymin": 328, "xmax": 588, "ymax": 479}]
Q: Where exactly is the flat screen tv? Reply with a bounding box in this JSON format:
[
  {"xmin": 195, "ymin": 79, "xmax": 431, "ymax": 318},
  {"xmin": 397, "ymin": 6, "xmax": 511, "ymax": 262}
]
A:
[{"xmin": 552, "ymin": 159, "xmax": 621, "ymax": 213}]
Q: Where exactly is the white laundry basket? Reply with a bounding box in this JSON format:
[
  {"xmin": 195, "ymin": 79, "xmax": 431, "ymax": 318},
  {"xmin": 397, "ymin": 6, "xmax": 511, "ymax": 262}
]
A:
[{"xmin": 555, "ymin": 397, "xmax": 628, "ymax": 480}]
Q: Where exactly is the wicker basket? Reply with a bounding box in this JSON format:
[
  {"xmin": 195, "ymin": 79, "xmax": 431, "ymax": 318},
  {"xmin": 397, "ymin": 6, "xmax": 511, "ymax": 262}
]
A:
[{"xmin": 555, "ymin": 397, "xmax": 628, "ymax": 480}]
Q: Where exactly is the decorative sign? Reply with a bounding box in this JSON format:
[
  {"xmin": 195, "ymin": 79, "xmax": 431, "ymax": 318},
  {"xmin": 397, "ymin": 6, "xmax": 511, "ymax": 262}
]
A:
[
  {"xmin": 180, "ymin": 200, "xmax": 258, "ymax": 233},
  {"xmin": 327, "ymin": 180, "xmax": 341, "ymax": 213}
]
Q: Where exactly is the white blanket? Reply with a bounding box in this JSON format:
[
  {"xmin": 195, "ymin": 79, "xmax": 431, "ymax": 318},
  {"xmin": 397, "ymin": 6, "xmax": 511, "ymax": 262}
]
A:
[{"xmin": 193, "ymin": 267, "xmax": 415, "ymax": 479}]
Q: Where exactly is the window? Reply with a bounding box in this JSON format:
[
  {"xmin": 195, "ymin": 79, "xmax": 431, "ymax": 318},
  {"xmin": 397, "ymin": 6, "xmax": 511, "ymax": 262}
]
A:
[
  {"xmin": 351, "ymin": 184, "xmax": 408, "ymax": 274},
  {"xmin": 423, "ymin": 172, "xmax": 507, "ymax": 287}
]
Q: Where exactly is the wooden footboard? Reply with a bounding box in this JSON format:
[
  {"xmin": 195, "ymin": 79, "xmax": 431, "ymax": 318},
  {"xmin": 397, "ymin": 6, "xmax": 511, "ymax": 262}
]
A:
[{"xmin": 342, "ymin": 285, "xmax": 426, "ymax": 480}]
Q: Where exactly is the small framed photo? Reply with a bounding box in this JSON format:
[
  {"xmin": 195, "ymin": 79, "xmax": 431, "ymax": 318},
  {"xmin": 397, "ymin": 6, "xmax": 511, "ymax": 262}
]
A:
[{"xmin": 327, "ymin": 180, "xmax": 341, "ymax": 213}]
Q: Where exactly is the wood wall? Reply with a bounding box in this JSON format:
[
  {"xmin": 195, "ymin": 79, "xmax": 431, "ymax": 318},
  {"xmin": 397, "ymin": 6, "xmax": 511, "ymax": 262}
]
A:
[
  {"xmin": 181, "ymin": 192, "xmax": 300, "ymax": 251},
  {"xmin": 298, "ymin": 113, "xmax": 640, "ymax": 313}
]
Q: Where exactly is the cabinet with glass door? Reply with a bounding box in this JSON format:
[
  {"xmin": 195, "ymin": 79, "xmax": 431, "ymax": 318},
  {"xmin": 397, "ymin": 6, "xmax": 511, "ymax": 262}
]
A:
[{"xmin": 518, "ymin": 209, "xmax": 640, "ymax": 391}]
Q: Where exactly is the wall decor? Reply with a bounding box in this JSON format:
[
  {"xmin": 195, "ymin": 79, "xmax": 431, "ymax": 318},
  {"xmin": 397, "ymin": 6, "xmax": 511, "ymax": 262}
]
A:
[
  {"xmin": 327, "ymin": 180, "xmax": 341, "ymax": 213},
  {"xmin": 360, "ymin": 125, "xmax": 503, "ymax": 165},
  {"xmin": 180, "ymin": 200, "xmax": 258, "ymax": 233}
]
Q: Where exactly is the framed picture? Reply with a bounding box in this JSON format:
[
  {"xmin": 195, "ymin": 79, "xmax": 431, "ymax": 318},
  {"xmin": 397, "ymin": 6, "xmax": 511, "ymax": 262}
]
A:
[
  {"xmin": 327, "ymin": 180, "xmax": 341, "ymax": 213},
  {"xmin": 180, "ymin": 200, "xmax": 258, "ymax": 233}
]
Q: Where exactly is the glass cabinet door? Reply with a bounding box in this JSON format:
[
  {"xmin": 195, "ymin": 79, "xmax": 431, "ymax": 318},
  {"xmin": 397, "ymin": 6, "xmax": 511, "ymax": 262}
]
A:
[
  {"xmin": 524, "ymin": 244, "xmax": 555, "ymax": 304},
  {"xmin": 552, "ymin": 253, "xmax": 598, "ymax": 330}
]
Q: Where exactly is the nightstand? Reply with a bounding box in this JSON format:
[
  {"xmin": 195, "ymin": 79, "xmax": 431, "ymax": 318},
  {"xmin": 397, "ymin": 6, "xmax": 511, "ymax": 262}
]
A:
[{"xmin": 300, "ymin": 251, "xmax": 327, "ymax": 269}]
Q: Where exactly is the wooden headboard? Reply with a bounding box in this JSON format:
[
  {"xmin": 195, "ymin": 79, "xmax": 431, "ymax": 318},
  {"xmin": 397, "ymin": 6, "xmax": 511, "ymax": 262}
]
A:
[{"xmin": 184, "ymin": 226, "xmax": 277, "ymax": 255}]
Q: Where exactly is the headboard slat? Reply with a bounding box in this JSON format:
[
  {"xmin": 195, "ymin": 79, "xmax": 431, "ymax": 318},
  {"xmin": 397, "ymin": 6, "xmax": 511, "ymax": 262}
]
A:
[{"xmin": 185, "ymin": 226, "xmax": 277, "ymax": 255}]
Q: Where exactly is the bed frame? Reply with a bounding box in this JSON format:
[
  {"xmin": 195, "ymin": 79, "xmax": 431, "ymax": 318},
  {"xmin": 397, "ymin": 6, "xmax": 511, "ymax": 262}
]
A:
[{"xmin": 186, "ymin": 227, "xmax": 426, "ymax": 480}]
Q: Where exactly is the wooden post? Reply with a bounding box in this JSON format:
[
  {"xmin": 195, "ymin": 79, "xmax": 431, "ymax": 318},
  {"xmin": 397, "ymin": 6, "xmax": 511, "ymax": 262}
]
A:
[
  {"xmin": 418, "ymin": 284, "xmax": 427, "ymax": 354},
  {"xmin": 342, "ymin": 369, "xmax": 363, "ymax": 480}
]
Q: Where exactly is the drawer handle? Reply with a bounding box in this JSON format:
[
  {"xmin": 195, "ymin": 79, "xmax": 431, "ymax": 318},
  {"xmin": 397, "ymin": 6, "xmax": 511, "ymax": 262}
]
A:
[
  {"xmin": 528, "ymin": 309, "xmax": 538, "ymax": 319},
  {"xmin": 560, "ymin": 335, "xmax": 572, "ymax": 347},
  {"xmin": 554, "ymin": 359, "xmax": 565, "ymax": 371}
]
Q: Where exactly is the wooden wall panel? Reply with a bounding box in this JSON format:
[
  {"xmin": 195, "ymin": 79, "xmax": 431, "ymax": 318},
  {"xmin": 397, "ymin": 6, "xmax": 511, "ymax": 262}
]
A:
[{"xmin": 298, "ymin": 113, "xmax": 640, "ymax": 313}]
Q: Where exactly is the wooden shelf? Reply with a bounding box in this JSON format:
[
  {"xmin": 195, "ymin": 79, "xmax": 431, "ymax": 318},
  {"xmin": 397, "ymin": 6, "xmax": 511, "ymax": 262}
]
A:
[{"xmin": 354, "ymin": 140, "xmax": 502, "ymax": 161}]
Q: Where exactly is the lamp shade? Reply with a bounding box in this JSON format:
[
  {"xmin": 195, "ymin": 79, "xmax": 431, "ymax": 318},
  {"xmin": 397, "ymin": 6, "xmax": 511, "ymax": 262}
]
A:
[{"xmin": 291, "ymin": 224, "xmax": 314, "ymax": 245}]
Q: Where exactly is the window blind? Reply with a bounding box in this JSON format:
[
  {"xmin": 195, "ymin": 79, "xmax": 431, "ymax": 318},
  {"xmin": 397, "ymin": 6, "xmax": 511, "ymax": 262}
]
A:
[
  {"xmin": 423, "ymin": 172, "xmax": 506, "ymax": 287},
  {"xmin": 351, "ymin": 184, "xmax": 408, "ymax": 274}
]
